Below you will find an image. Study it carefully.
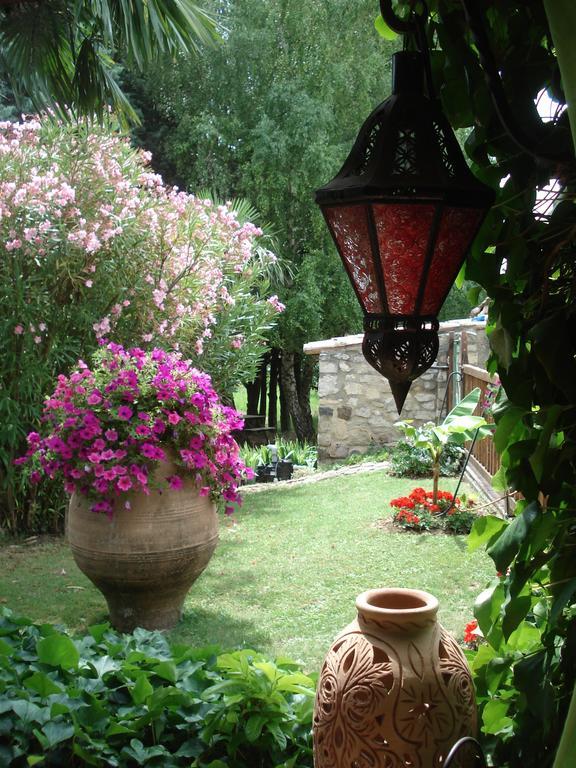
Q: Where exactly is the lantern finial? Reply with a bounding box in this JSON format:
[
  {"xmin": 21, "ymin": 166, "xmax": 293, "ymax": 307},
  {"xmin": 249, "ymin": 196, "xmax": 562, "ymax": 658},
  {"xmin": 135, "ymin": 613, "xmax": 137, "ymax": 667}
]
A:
[{"xmin": 390, "ymin": 382, "xmax": 411, "ymax": 414}]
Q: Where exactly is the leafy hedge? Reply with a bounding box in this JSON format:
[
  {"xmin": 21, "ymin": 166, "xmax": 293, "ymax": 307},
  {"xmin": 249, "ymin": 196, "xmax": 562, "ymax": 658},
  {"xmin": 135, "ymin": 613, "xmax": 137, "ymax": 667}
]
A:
[
  {"xmin": 388, "ymin": 440, "xmax": 465, "ymax": 478},
  {"xmin": 0, "ymin": 609, "xmax": 315, "ymax": 767}
]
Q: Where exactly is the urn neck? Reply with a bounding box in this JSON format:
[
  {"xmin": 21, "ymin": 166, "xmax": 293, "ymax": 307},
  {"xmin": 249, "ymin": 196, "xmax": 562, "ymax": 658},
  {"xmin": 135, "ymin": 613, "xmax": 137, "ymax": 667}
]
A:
[{"xmin": 356, "ymin": 588, "xmax": 438, "ymax": 636}]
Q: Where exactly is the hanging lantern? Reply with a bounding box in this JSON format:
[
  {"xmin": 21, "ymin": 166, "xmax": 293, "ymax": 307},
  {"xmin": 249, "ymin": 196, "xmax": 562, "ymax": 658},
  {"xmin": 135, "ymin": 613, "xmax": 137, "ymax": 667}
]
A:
[{"xmin": 316, "ymin": 50, "xmax": 494, "ymax": 412}]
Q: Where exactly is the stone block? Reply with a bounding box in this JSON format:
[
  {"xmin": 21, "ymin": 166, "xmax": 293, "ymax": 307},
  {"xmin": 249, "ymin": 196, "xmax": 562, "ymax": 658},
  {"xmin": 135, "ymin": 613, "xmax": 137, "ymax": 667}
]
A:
[
  {"xmin": 337, "ymin": 405, "xmax": 352, "ymax": 421},
  {"xmin": 319, "ymin": 374, "xmax": 339, "ymax": 396},
  {"xmin": 319, "ymin": 406, "xmax": 334, "ymax": 417},
  {"xmin": 320, "ymin": 362, "xmax": 338, "ymax": 374}
]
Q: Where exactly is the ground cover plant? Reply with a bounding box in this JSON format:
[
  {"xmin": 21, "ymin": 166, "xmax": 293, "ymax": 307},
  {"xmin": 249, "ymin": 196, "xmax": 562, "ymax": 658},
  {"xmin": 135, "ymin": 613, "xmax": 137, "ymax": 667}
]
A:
[
  {"xmin": 0, "ymin": 608, "xmax": 314, "ymax": 767},
  {"xmin": 0, "ymin": 471, "xmax": 494, "ymax": 671}
]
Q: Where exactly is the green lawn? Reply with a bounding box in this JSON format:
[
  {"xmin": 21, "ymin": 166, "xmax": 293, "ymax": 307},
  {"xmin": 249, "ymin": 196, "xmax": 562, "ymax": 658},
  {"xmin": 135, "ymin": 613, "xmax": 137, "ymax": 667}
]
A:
[{"xmin": 0, "ymin": 472, "xmax": 494, "ymax": 673}]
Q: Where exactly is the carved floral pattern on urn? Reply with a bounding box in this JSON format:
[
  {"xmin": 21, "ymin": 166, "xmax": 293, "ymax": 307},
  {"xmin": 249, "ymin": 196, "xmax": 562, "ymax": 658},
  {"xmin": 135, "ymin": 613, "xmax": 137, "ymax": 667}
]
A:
[{"xmin": 313, "ymin": 589, "xmax": 476, "ymax": 768}]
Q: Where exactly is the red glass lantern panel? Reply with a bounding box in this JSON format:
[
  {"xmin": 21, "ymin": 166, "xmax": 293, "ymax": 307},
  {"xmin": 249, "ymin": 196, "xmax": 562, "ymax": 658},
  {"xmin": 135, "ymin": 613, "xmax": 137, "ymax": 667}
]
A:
[
  {"xmin": 324, "ymin": 205, "xmax": 383, "ymax": 314},
  {"xmin": 373, "ymin": 203, "xmax": 436, "ymax": 315},
  {"xmin": 420, "ymin": 207, "xmax": 484, "ymax": 315}
]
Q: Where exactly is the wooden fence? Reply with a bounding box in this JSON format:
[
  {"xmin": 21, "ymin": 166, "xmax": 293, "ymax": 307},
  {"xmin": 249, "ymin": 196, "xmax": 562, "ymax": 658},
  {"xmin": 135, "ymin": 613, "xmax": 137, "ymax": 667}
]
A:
[{"xmin": 462, "ymin": 364, "xmax": 500, "ymax": 482}]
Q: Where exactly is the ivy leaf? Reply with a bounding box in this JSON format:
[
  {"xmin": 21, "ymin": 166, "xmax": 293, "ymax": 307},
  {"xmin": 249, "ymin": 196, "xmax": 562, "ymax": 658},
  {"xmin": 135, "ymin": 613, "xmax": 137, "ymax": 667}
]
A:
[
  {"xmin": 23, "ymin": 671, "xmax": 64, "ymax": 698},
  {"xmin": 41, "ymin": 720, "xmax": 75, "ymax": 748},
  {"xmin": 131, "ymin": 674, "xmax": 153, "ymax": 705},
  {"xmin": 152, "ymin": 661, "xmax": 177, "ymax": 683},
  {"xmin": 487, "ymin": 502, "xmax": 540, "ymax": 572},
  {"xmin": 37, "ymin": 634, "xmax": 79, "ymax": 670},
  {"xmin": 374, "ymin": 14, "xmax": 398, "ymax": 40}
]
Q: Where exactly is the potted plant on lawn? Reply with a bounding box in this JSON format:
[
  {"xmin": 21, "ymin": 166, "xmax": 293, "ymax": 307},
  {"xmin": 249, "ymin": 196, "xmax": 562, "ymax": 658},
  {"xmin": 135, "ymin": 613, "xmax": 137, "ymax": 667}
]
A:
[{"xmin": 20, "ymin": 342, "xmax": 253, "ymax": 631}]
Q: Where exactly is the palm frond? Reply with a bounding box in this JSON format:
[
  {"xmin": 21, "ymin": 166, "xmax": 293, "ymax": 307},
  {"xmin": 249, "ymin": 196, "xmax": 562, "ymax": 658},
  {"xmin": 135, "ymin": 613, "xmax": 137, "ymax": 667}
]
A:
[{"xmin": 0, "ymin": 0, "xmax": 220, "ymax": 121}]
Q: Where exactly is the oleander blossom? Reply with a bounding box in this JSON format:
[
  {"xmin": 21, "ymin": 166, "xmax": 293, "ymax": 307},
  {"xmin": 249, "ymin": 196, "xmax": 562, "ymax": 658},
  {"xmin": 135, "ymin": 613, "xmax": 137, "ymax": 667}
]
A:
[{"xmin": 19, "ymin": 343, "xmax": 253, "ymax": 516}]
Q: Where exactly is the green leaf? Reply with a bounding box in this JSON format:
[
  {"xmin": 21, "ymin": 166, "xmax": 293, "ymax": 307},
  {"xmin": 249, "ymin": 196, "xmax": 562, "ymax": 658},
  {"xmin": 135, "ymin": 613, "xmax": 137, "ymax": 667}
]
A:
[
  {"xmin": 152, "ymin": 661, "xmax": 177, "ymax": 683},
  {"xmin": 267, "ymin": 721, "xmax": 287, "ymax": 750},
  {"xmin": 374, "ymin": 14, "xmax": 398, "ymax": 40},
  {"xmin": 482, "ymin": 699, "xmax": 514, "ymax": 735},
  {"xmin": 550, "ymin": 578, "xmax": 576, "ymax": 624},
  {"xmin": 489, "ymin": 318, "xmax": 514, "ymax": 369},
  {"xmin": 88, "ymin": 623, "xmax": 111, "ymax": 643},
  {"xmin": 245, "ymin": 713, "xmax": 267, "ymax": 742},
  {"xmin": 11, "ymin": 701, "xmax": 49, "ymax": 725},
  {"xmin": 41, "ymin": 721, "xmax": 74, "ymax": 748},
  {"xmin": 23, "ymin": 672, "xmax": 64, "ymax": 698},
  {"xmin": 36, "ymin": 634, "xmax": 79, "ymax": 670},
  {"xmin": 27, "ymin": 757, "xmax": 44, "ymax": 766},
  {"xmin": 468, "ymin": 515, "xmax": 508, "ymax": 552},
  {"xmin": 502, "ymin": 595, "xmax": 532, "ymax": 640},
  {"xmin": 0, "ymin": 638, "xmax": 14, "ymax": 656},
  {"xmin": 131, "ymin": 674, "xmax": 153, "ymax": 705},
  {"xmin": 487, "ymin": 502, "xmax": 540, "ymax": 572},
  {"xmin": 475, "ymin": 583, "xmax": 505, "ymax": 647}
]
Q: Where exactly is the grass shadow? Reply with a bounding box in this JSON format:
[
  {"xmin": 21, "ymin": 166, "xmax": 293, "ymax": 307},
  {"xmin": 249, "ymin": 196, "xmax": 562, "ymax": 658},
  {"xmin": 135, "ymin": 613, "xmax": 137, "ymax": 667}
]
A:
[{"xmin": 173, "ymin": 605, "xmax": 272, "ymax": 652}]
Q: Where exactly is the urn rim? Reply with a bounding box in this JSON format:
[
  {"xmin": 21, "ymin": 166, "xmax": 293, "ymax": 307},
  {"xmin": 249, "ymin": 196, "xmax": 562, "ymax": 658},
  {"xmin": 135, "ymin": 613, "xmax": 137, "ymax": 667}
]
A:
[{"xmin": 356, "ymin": 587, "xmax": 439, "ymax": 622}]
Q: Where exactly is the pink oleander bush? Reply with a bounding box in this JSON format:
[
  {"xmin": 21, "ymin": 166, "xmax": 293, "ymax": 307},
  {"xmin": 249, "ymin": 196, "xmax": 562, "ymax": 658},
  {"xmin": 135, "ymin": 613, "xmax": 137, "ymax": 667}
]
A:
[
  {"xmin": 0, "ymin": 115, "xmax": 282, "ymax": 533},
  {"xmin": 18, "ymin": 343, "xmax": 253, "ymax": 516}
]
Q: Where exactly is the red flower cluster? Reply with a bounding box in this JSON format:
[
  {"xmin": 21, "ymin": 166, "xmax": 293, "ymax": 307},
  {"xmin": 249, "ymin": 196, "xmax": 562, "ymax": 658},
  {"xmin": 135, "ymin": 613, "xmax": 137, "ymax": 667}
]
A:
[
  {"xmin": 391, "ymin": 487, "xmax": 455, "ymax": 514},
  {"xmin": 464, "ymin": 619, "xmax": 479, "ymax": 645},
  {"xmin": 390, "ymin": 487, "xmax": 476, "ymax": 534},
  {"xmin": 393, "ymin": 509, "xmax": 421, "ymax": 526}
]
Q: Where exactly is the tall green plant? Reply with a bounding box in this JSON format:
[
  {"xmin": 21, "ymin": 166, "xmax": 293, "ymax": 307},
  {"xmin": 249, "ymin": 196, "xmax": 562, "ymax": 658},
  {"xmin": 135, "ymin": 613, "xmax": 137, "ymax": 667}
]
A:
[{"xmin": 395, "ymin": 388, "xmax": 491, "ymax": 502}]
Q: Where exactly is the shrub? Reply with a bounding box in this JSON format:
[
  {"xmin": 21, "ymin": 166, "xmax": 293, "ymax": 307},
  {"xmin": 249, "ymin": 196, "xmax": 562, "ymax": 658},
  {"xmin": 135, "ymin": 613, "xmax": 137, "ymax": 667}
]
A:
[
  {"xmin": 0, "ymin": 116, "xmax": 282, "ymax": 534},
  {"xmin": 389, "ymin": 440, "xmax": 465, "ymax": 478},
  {"xmin": 0, "ymin": 608, "xmax": 315, "ymax": 767}
]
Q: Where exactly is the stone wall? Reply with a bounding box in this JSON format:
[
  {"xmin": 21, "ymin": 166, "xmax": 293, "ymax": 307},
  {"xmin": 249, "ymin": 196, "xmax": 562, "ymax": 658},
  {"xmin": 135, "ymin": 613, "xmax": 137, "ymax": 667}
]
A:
[{"xmin": 304, "ymin": 319, "xmax": 489, "ymax": 461}]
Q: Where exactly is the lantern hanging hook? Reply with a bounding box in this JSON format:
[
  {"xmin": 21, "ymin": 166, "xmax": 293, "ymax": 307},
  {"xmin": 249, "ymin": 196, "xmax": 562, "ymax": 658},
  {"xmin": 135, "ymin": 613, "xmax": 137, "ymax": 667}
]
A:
[
  {"xmin": 379, "ymin": 0, "xmax": 424, "ymax": 36},
  {"xmin": 379, "ymin": 1, "xmax": 436, "ymax": 100}
]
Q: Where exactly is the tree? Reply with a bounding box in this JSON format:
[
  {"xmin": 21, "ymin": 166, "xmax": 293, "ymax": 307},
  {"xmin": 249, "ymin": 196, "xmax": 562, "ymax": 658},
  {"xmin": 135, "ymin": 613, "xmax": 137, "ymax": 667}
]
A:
[
  {"xmin": 382, "ymin": 0, "xmax": 576, "ymax": 764},
  {"xmin": 126, "ymin": 0, "xmax": 397, "ymax": 439},
  {"xmin": 0, "ymin": 0, "xmax": 218, "ymax": 120}
]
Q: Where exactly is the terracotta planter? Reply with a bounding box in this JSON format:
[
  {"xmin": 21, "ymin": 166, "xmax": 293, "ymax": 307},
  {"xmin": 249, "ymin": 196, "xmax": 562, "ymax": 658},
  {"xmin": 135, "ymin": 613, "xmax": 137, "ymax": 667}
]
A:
[
  {"xmin": 67, "ymin": 461, "xmax": 218, "ymax": 632},
  {"xmin": 313, "ymin": 588, "xmax": 476, "ymax": 768}
]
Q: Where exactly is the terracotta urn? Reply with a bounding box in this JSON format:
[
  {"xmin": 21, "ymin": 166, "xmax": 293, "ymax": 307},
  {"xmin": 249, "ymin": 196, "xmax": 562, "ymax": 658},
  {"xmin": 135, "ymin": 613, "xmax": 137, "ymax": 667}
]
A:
[
  {"xmin": 66, "ymin": 460, "xmax": 218, "ymax": 632},
  {"xmin": 313, "ymin": 588, "xmax": 476, "ymax": 768}
]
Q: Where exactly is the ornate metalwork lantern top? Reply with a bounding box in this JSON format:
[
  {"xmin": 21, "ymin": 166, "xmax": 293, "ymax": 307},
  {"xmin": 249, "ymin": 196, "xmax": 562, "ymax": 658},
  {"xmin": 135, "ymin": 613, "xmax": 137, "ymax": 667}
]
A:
[{"xmin": 316, "ymin": 51, "xmax": 495, "ymax": 412}]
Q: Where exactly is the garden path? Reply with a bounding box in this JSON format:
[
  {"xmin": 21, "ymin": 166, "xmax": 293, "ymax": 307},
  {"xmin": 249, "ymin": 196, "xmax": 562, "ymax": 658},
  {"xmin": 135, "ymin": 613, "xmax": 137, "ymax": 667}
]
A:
[{"xmin": 240, "ymin": 460, "xmax": 390, "ymax": 493}]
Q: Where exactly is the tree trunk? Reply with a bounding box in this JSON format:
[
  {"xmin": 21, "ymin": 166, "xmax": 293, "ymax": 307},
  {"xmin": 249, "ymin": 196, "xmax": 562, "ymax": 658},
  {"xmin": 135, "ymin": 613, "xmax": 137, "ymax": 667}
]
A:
[
  {"xmin": 280, "ymin": 351, "xmax": 316, "ymax": 442},
  {"xmin": 279, "ymin": 366, "xmax": 290, "ymax": 434},
  {"xmin": 432, "ymin": 460, "xmax": 440, "ymax": 504},
  {"xmin": 258, "ymin": 356, "xmax": 268, "ymax": 419},
  {"xmin": 245, "ymin": 378, "xmax": 260, "ymax": 416},
  {"xmin": 268, "ymin": 348, "xmax": 279, "ymax": 430}
]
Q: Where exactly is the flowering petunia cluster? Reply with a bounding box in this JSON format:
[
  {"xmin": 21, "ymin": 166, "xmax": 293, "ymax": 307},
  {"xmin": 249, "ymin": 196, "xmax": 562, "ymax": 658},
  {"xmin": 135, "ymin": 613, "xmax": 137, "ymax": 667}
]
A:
[{"xmin": 18, "ymin": 343, "xmax": 253, "ymax": 516}]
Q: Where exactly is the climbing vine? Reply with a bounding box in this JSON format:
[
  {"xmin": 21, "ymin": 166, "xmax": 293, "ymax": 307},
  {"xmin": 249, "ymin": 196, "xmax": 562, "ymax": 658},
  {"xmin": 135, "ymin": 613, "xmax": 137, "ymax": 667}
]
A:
[{"xmin": 382, "ymin": 1, "xmax": 576, "ymax": 765}]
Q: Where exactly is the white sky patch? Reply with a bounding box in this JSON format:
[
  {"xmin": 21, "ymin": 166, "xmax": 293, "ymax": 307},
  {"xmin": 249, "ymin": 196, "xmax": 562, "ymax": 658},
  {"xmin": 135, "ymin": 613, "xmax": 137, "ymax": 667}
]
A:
[{"xmin": 534, "ymin": 89, "xmax": 563, "ymax": 219}]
